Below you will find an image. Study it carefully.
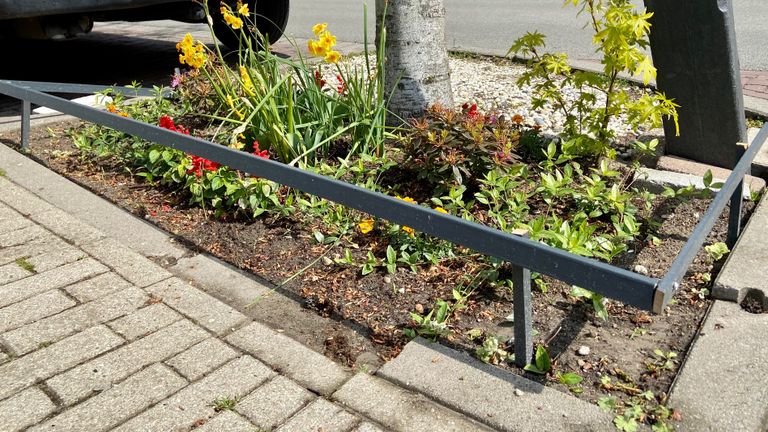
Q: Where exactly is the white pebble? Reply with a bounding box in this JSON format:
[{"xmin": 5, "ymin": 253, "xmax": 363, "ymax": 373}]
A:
[{"xmin": 577, "ymin": 346, "xmax": 591, "ymax": 356}]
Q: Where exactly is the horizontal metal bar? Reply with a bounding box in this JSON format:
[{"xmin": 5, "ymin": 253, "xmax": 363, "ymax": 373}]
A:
[
  {"xmin": 655, "ymin": 123, "xmax": 768, "ymax": 310},
  {"xmin": 1, "ymin": 80, "xmax": 160, "ymax": 97},
  {"xmin": 0, "ymin": 80, "xmax": 660, "ymax": 310}
]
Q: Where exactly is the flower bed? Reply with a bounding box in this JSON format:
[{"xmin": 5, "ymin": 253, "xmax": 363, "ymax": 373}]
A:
[{"xmin": 3, "ymin": 1, "xmax": 760, "ymax": 430}]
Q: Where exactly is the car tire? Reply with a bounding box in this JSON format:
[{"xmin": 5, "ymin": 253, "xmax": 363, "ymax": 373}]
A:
[{"xmin": 212, "ymin": 0, "xmax": 289, "ymax": 50}]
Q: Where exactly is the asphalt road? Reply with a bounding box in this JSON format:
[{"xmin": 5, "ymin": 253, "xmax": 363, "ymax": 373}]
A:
[{"xmin": 284, "ymin": 0, "xmax": 768, "ymax": 71}]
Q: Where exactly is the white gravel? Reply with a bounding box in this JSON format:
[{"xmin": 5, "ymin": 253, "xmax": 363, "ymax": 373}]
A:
[{"xmin": 320, "ymin": 54, "xmax": 656, "ymax": 140}]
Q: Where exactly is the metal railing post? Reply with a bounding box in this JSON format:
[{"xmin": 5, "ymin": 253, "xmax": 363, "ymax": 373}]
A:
[
  {"xmin": 20, "ymin": 100, "xmax": 31, "ymax": 150},
  {"xmin": 727, "ymin": 179, "xmax": 743, "ymax": 247},
  {"xmin": 512, "ymin": 229, "xmax": 533, "ymax": 368}
]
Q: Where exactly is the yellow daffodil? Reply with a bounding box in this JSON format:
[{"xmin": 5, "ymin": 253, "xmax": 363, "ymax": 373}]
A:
[
  {"xmin": 237, "ymin": 1, "xmax": 250, "ymax": 16},
  {"xmin": 312, "ymin": 22, "xmax": 328, "ymax": 36},
  {"xmin": 402, "ymin": 226, "xmax": 415, "ymax": 236},
  {"xmin": 223, "ymin": 11, "xmax": 243, "ymax": 29},
  {"xmin": 176, "ymin": 33, "xmax": 207, "ymax": 69},
  {"xmin": 239, "ymin": 66, "xmax": 255, "ymax": 96},
  {"xmin": 319, "ymin": 31, "xmax": 337, "ymax": 50},
  {"xmin": 324, "ymin": 50, "xmax": 341, "ymax": 64},
  {"xmin": 358, "ymin": 218, "xmax": 374, "ymax": 234},
  {"xmin": 396, "ymin": 196, "xmax": 417, "ymax": 204},
  {"xmin": 434, "ymin": 207, "xmax": 448, "ymax": 214},
  {"xmin": 308, "ymin": 40, "xmax": 326, "ymax": 57}
]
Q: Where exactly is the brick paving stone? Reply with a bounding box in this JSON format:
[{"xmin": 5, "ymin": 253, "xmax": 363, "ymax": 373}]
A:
[
  {"xmin": 0, "ymin": 290, "xmax": 76, "ymax": 333},
  {"xmin": 0, "ymin": 215, "xmax": 32, "ymax": 235},
  {"xmin": 236, "ymin": 376, "xmax": 314, "ymax": 430},
  {"xmin": 29, "ymin": 208, "xmax": 106, "ymax": 246},
  {"xmin": 0, "ymin": 235, "xmax": 68, "ymax": 266},
  {"xmin": 0, "ymin": 261, "xmax": 33, "ymax": 286},
  {"xmin": 355, "ymin": 422, "xmax": 388, "ymax": 432},
  {"xmin": 0, "ymin": 224, "xmax": 50, "ymax": 249},
  {"xmin": 227, "ymin": 321, "xmax": 351, "ymax": 395},
  {"xmin": 46, "ymin": 319, "xmax": 208, "ymax": 406},
  {"xmin": 165, "ymin": 338, "xmax": 239, "ymax": 381},
  {"xmin": 2, "ymin": 286, "xmax": 148, "ymax": 355},
  {"xmin": 194, "ymin": 411, "xmax": 257, "ymax": 432},
  {"xmin": 113, "ymin": 356, "xmax": 274, "ymax": 432},
  {"xmin": 0, "ymin": 258, "xmax": 108, "ymax": 308},
  {"xmin": 81, "ymin": 237, "xmax": 171, "ymax": 287},
  {"xmin": 62, "ymin": 271, "xmax": 132, "ymax": 302},
  {"xmin": 147, "ymin": 277, "xmax": 248, "ymax": 335},
  {"xmin": 0, "ymin": 201, "xmax": 17, "ymax": 219},
  {"xmin": 25, "ymin": 244, "xmax": 87, "ymax": 274},
  {"xmin": 0, "ymin": 177, "xmax": 56, "ymax": 216},
  {"xmin": 0, "ymin": 351, "xmax": 8, "ymax": 364},
  {"xmin": 0, "ymin": 325, "xmax": 123, "ymax": 400},
  {"xmin": 276, "ymin": 398, "xmax": 359, "ymax": 432},
  {"xmin": 108, "ymin": 302, "xmax": 182, "ymax": 341},
  {"xmin": 0, "ymin": 387, "xmax": 56, "ymax": 432},
  {"xmin": 333, "ymin": 374, "xmax": 492, "ymax": 432},
  {"xmin": 29, "ymin": 364, "xmax": 186, "ymax": 432}
]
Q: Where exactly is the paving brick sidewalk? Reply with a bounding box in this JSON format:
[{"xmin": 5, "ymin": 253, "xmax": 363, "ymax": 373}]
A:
[
  {"xmin": 741, "ymin": 70, "xmax": 768, "ymax": 101},
  {"xmin": 0, "ymin": 176, "xmax": 489, "ymax": 432}
]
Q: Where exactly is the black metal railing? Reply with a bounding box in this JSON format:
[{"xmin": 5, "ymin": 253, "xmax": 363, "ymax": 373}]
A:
[{"xmin": 2, "ymin": 79, "xmax": 765, "ymax": 366}]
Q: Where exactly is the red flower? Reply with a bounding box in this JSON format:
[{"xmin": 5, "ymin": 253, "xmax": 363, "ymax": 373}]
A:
[
  {"xmin": 187, "ymin": 155, "xmax": 221, "ymax": 177},
  {"xmin": 314, "ymin": 70, "xmax": 326, "ymax": 89},
  {"xmin": 336, "ymin": 74, "xmax": 346, "ymax": 94},
  {"xmin": 252, "ymin": 141, "xmax": 269, "ymax": 159},
  {"xmin": 158, "ymin": 115, "xmax": 189, "ymax": 135}
]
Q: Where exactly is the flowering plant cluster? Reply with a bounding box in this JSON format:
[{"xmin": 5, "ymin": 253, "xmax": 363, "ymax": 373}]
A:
[{"xmin": 307, "ymin": 23, "xmax": 341, "ymax": 64}]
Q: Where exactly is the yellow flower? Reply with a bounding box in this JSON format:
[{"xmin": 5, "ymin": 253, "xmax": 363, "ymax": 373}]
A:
[
  {"xmin": 396, "ymin": 196, "xmax": 417, "ymax": 205},
  {"xmin": 434, "ymin": 207, "xmax": 448, "ymax": 214},
  {"xmin": 223, "ymin": 11, "xmax": 243, "ymax": 29},
  {"xmin": 319, "ymin": 31, "xmax": 337, "ymax": 50},
  {"xmin": 239, "ymin": 66, "xmax": 255, "ymax": 96},
  {"xmin": 227, "ymin": 94, "xmax": 236, "ymax": 109},
  {"xmin": 308, "ymin": 39, "xmax": 326, "ymax": 57},
  {"xmin": 312, "ymin": 22, "xmax": 328, "ymax": 36},
  {"xmin": 402, "ymin": 226, "xmax": 415, "ymax": 236},
  {"xmin": 106, "ymin": 103, "xmax": 118, "ymax": 113},
  {"xmin": 324, "ymin": 50, "xmax": 341, "ymax": 64},
  {"xmin": 358, "ymin": 218, "xmax": 374, "ymax": 234},
  {"xmin": 237, "ymin": 1, "xmax": 250, "ymax": 16},
  {"xmin": 176, "ymin": 33, "xmax": 207, "ymax": 68}
]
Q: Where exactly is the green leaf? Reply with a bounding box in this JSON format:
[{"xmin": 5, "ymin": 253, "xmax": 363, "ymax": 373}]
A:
[
  {"xmin": 614, "ymin": 414, "xmax": 639, "ymax": 432},
  {"xmin": 559, "ymin": 372, "xmax": 583, "ymax": 386},
  {"xmin": 534, "ymin": 345, "xmax": 551, "ymax": 373},
  {"xmin": 703, "ymin": 169, "xmax": 713, "ymax": 187},
  {"xmin": 148, "ymin": 149, "xmax": 160, "ymax": 163},
  {"xmin": 313, "ymin": 231, "xmax": 325, "ymax": 244},
  {"xmin": 386, "ymin": 245, "xmax": 396, "ymax": 263}
]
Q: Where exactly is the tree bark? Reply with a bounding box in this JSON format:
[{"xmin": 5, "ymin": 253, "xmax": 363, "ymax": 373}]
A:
[{"xmin": 376, "ymin": 0, "xmax": 453, "ymax": 122}]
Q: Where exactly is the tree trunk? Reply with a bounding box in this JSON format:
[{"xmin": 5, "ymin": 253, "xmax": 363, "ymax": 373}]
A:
[{"xmin": 376, "ymin": 0, "xmax": 453, "ymax": 122}]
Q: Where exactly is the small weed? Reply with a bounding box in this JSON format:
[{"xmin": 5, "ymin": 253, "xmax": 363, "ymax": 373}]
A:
[
  {"xmin": 705, "ymin": 242, "xmax": 730, "ymax": 262},
  {"xmin": 38, "ymin": 341, "xmax": 52, "ymax": 349},
  {"xmin": 523, "ymin": 345, "xmax": 552, "ymax": 375},
  {"xmin": 746, "ymin": 116, "xmax": 765, "ymax": 129},
  {"xmin": 0, "ymin": 167, "xmax": 6, "ymax": 177},
  {"xmin": 210, "ymin": 396, "xmax": 238, "ymax": 412},
  {"xmin": 556, "ymin": 371, "xmax": 583, "ymax": 394},
  {"xmin": 646, "ymin": 349, "xmax": 678, "ymax": 373},
  {"xmin": 475, "ymin": 335, "xmax": 512, "ymax": 365},
  {"xmin": 15, "ymin": 257, "xmax": 36, "ymax": 273}
]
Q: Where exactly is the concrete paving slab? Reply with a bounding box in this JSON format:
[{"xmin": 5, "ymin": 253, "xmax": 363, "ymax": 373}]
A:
[
  {"xmin": 656, "ymin": 155, "xmax": 765, "ymax": 193},
  {"xmin": 0, "ymin": 144, "xmax": 186, "ymax": 260},
  {"xmin": 81, "ymin": 237, "xmax": 172, "ymax": 287},
  {"xmin": 46, "ymin": 319, "xmax": 207, "ymax": 406},
  {"xmin": 113, "ymin": 356, "xmax": 274, "ymax": 432},
  {"xmin": 0, "ymin": 215, "xmax": 32, "ymax": 235},
  {"xmin": 334, "ymin": 373, "xmax": 494, "ymax": 432},
  {"xmin": 146, "ymin": 277, "xmax": 248, "ymax": 335},
  {"xmin": 0, "ymin": 224, "xmax": 51, "ymax": 249},
  {"xmin": 377, "ymin": 339, "xmax": 614, "ymax": 432},
  {"xmin": 0, "ymin": 387, "xmax": 56, "ymax": 432},
  {"xmin": 0, "ymin": 325, "xmax": 123, "ymax": 400},
  {"xmin": 713, "ymin": 193, "xmax": 768, "ymax": 307},
  {"xmin": 194, "ymin": 411, "xmax": 257, "ymax": 432},
  {"xmin": 276, "ymin": 398, "xmax": 359, "ymax": 432},
  {"xmin": 0, "ymin": 261, "xmax": 33, "ymax": 286},
  {"xmin": 0, "ymin": 235, "xmax": 68, "ymax": 266},
  {"xmin": 0, "ymin": 257, "xmax": 108, "ymax": 308},
  {"xmin": 0, "ymin": 289, "xmax": 76, "ymax": 333},
  {"xmin": 62, "ymin": 271, "xmax": 132, "ymax": 302},
  {"xmin": 30, "ymin": 364, "xmax": 186, "ymax": 432},
  {"xmin": 0, "ymin": 177, "xmax": 56, "ymax": 216},
  {"xmin": 24, "ymin": 244, "xmax": 87, "ymax": 274},
  {"xmin": 165, "ymin": 338, "xmax": 239, "ymax": 381},
  {"xmin": 236, "ymin": 376, "xmax": 314, "ymax": 430},
  {"xmin": 29, "ymin": 208, "xmax": 107, "ymax": 246},
  {"xmin": 669, "ymin": 301, "xmax": 768, "ymax": 431},
  {"xmin": 170, "ymin": 254, "xmax": 271, "ymax": 306},
  {"xmin": 107, "ymin": 302, "xmax": 182, "ymax": 341},
  {"xmin": 2, "ymin": 286, "xmax": 148, "ymax": 355},
  {"xmin": 226, "ymin": 321, "xmax": 351, "ymax": 396},
  {"xmin": 749, "ymin": 127, "xmax": 768, "ymax": 178},
  {"xmin": 354, "ymin": 422, "xmax": 388, "ymax": 432}
]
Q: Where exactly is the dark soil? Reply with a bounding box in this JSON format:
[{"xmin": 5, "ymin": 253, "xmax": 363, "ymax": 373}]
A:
[{"xmin": 1, "ymin": 121, "xmax": 756, "ymax": 408}]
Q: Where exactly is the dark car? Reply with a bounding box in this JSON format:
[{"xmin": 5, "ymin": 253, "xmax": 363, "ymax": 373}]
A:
[{"xmin": 0, "ymin": 0, "xmax": 289, "ymax": 48}]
